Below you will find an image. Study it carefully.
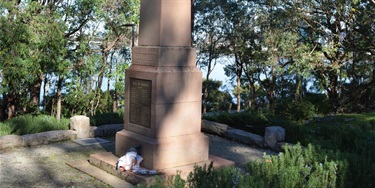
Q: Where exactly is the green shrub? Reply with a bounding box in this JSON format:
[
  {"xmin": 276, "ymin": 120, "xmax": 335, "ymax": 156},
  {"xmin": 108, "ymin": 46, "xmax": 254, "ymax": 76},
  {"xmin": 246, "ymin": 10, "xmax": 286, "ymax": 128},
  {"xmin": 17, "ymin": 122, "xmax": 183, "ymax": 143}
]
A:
[
  {"xmin": 280, "ymin": 100, "xmax": 317, "ymax": 122},
  {"xmin": 138, "ymin": 172, "xmax": 186, "ymax": 188},
  {"xmin": 0, "ymin": 122, "xmax": 13, "ymax": 136},
  {"xmin": 304, "ymin": 93, "xmax": 333, "ymax": 115},
  {"xmin": 246, "ymin": 143, "xmax": 342, "ymax": 188},
  {"xmin": 284, "ymin": 113, "xmax": 375, "ymax": 187},
  {"xmin": 186, "ymin": 162, "xmax": 242, "ymax": 188},
  {"xmin": 0, "ymin": 115, "xmax": 69, "ymax": 136},
  {"xmin": 89, "ymin": 110, "xmax": 124, "ymax": 126}
]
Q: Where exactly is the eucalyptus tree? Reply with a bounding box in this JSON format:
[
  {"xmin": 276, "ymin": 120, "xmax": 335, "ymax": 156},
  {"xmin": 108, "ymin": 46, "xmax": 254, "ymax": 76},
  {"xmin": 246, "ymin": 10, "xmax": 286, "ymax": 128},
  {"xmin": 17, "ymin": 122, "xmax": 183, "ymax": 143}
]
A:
[
  {"xmin": 283, "ymin": 0, "xmax": 374, "ymax": 112},
  {"xmin": 48, "ymin": 0, "xmax": 102, "ymax": 120},
  {"xmin": 220, "ymin": 0, "xmax": 256, "ymax": 112},
  {"xmin": 202, "ymin": 79, "xmax": 233, "ymax": 112},
  {"xmin": 89, "ymin": 0, "xmax": 139, "ymax": 114},
  {"xmin": 0, "ymin": 2, "xmax": 35, "ymax": 119},
  {"xmin": 342, "ymin": 0, "xmax": 375, "ymax": 111},
  {"xmin": 193, "ymin": 0, "xmax": 226, "ymax": 114},
  {"xmin": 54, "ymin": 0, "xmax": 139, "ymax": 117},
  {"xmin": 0, "ymin": 1, "xmax": 62, "ymax": 118}
]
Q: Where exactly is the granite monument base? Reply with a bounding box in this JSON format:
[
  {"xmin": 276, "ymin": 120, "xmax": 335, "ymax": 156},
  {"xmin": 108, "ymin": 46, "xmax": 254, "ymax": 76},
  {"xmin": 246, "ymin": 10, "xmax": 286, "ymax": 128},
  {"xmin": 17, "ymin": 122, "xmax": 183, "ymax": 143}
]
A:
[{"xmin": 116, "ymin": 130, "xmax": 209, "ymax": 170}]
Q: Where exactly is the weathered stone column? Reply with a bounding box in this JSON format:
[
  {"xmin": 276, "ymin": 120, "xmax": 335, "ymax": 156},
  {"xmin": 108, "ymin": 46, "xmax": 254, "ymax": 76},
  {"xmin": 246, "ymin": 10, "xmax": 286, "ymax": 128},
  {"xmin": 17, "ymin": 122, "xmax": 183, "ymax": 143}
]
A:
[{"xmin": 116, "ymin": 0, "xmax": 209, "ymax": 170}]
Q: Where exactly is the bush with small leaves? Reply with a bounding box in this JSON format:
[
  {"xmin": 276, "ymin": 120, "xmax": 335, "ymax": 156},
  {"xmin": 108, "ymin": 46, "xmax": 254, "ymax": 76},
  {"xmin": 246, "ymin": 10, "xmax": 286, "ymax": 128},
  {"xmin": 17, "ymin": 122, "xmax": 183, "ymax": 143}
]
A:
[{"xmin": 246, "ymin": 143, "xmax": 341, "ymax": 188}]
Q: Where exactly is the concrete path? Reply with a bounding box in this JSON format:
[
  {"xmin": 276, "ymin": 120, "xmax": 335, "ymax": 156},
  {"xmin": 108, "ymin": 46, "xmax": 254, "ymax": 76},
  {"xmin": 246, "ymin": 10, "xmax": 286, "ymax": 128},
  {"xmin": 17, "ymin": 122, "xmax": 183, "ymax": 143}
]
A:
[
  {"xmin": 0, "ymin": 134, "xmax": 275, "ymax": 187},
  {"xmin": 0, "ymin": 137, "xmax": 121, "ymax": 187}
]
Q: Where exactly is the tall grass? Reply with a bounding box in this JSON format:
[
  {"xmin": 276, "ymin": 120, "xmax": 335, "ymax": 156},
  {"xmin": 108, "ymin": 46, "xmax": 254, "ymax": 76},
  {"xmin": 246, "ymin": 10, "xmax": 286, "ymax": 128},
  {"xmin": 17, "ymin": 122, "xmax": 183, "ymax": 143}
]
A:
[{"xmin": 0, "ymin": 115, "xmax": 69, "ymax": 136}]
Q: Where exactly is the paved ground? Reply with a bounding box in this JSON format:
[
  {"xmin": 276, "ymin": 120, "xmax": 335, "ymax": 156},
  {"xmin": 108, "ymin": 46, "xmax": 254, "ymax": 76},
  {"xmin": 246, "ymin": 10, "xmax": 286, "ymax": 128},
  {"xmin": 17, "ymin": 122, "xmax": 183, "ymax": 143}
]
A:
[{"xmin": 0, "ymin": 134, "xmax": 275, "ymax": 187}]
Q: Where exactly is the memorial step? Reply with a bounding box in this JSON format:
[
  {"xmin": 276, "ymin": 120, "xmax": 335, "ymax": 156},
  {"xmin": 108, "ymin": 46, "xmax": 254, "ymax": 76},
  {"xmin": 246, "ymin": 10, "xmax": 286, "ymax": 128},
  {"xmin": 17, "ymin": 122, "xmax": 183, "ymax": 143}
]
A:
[
  {"xmin": 66, "ymin": 159, "xmax": 135, "ymax": 188},
  {"xmin": 88, "ymin": 152, "xmax": 235, "ymax": 186}
]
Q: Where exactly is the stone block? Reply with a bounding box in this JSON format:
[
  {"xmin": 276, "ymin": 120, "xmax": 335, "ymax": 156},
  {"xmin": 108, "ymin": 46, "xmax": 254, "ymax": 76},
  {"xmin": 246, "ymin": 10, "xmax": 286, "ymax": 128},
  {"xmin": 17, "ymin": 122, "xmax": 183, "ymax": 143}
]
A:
[
  {"xmin": 139, "ymin": 0, "xmax": 191, "ymax": 47},
  {"xmin": 201, "ymin": 120, "xmax": 229, "ymax": 136},
  {"xmin": 0, "ymin": 135, "xmax": 23, "ymax": 150},
  {"xmin": 225, "ymin": 129, "xmax": 265, "ymax": 147},
  {"xmin": 124, "ymin": 66, "xmax": 203, "ymax": 139},
  {"xmin": 132, "ymin": 46, "xmax": 196, "ymax": 67},
  {"xmin": 70, "ymin": 115, "xmax": 91, "ymax": 138},
  {"xmin": 264, "ymin": 126, "xmax": 285, "ymax": 149}
]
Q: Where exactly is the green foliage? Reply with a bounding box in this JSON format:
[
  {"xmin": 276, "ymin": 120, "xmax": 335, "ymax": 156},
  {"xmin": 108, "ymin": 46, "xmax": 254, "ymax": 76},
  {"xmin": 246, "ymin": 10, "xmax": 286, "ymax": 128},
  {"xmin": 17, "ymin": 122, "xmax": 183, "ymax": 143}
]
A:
[
  {"xmin": 203, "ymin": 111, "xmax": 374, "ymax": 187},
  {"xmin": 89, "ymin": 110, "xmax": 124, "ymax": 126},
  {"xmin": 282, "ymin": 113, "xmax": 375, "ymax": 187},
  {"xmin": 203, "ymin": 111, "xmax": 269, "ymax": 135},
  {"xmin": 304, "ymin": 93, "xmax": 333, "ymax": 115},
  {"xmin": 278, "ymin": 100, "xmax": 317, "ymax": 122},
  {"xmin": 0, "ymin": 122, "xmax": 13, "ymax": 136},
  {"xmin": 202, "ymin": 79, "xmax": 233, "ymax": 113},
  {"xmin": 246, "ymin": 144, "xmax": 341, "ymax": 188},
  {"xmin": 62, "ymin": 88, "xmax": 94, "ymax": 116},
  {"xmin": 138, "ymin": 172, "xmax": 186, "ymax": 188},
  {"xmin": 187, "ymin": 162, "xmax": 241, "ymax": 188},
  {"xmin": 0, "ymin": 115, "xmax": 69, "ymax": 136}
]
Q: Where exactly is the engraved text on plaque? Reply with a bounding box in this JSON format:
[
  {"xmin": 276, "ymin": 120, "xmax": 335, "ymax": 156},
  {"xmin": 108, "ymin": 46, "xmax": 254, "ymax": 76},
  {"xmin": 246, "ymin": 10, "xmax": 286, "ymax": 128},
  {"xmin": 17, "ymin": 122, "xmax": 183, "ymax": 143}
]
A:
[{"xmin": 129, "ymin": 78, "xmax": 152, "ymax": 128}]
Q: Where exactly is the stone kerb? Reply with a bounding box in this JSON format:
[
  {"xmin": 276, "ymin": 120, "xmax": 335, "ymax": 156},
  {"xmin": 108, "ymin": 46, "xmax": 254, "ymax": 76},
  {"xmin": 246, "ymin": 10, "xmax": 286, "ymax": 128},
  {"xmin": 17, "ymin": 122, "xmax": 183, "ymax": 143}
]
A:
[
  {"xmin": 201, "ymin": 119, "xmax": 230, "ymax": 136},
  {"xmin": 70, "ymin": 115, "xmax": 91, "ymax": 138},
  {"xmin": 226, "ymin": 129, "xmax": 266, "ymax": 147},
  {"xmin": 0, "ymin": 135, "xmax": 23, "ymax": 150}
]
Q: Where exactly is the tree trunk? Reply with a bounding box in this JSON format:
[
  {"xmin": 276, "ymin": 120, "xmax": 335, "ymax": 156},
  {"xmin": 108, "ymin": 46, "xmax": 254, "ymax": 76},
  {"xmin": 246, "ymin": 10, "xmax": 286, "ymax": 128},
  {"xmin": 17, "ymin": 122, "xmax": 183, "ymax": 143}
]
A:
[
  {"xmin": 7, "ymin": 94, "xmax": 16, "ymax": 119},
  {"xmin": 107, "ymin": 52, "xmax": 114, "ymax": 112},
  {"xmin": 43, "ymin": 76, "xmax": 50, "ymax": 111},
  {"xmin": 93, "ymin": 50, "xmax": 109, "ymax": 114},
  {"xmin": 251, "ymin": 81, "xmax": 258, "ymax": 111},
  {"xmin": 32, "ymin": 73, "xmax": 43, "ymax": 107},
  {"xmin": 112, "ymin": 91, "xmax": 117, "ymax": 112},
  {"xmin": 203, "ymin": 82, "xmax": 209, "ymax": 114},
  {"xmin": 1, "ymin": 93, "xmax": 7, "ymax": 120},
  {"xmin": 236, "ymin": 76, "xmax": 241, "ymax": 112},
  {"xmin": 202, "ymin": 45, "xmax": 214, "ymax": 114},
  {"xmin": 295, "ymin": 74, "xmax": 301, "ymax": 101},
  {"xmin": 56, "ymin": 75, "xmax": 63, "ymax": 121},
  {"xmin": 328, "ymin": 72, "xmax": 339, "ymax": 112},
  {"xmin": 269, "ymin": 66, "xmax": 277, "ymax": 114},
  {"xmin": 8, "ymin": 104, "xmax": 15, "ymax": 120}
]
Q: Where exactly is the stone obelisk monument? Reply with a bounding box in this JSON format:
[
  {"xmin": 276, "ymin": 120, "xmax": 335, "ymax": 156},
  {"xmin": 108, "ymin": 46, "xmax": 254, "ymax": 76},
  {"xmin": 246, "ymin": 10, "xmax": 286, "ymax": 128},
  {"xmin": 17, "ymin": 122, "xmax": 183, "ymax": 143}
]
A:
[{"xmin": 116, "ymin": 0, "xmax": 209, "ymax": 170}]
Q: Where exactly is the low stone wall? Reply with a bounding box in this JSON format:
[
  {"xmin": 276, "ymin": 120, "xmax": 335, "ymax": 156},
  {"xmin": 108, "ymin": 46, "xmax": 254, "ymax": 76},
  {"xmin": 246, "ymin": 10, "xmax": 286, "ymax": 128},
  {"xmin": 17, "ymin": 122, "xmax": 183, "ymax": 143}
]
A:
[
  {"xmin": 0, "ymin": 124, "xmax": 125, "ymax": 150},
  {"xmin": 201, "ymin": 119, "xmax": 286, "ymax": 151},
  {"xmin": 0, "ymin": 130, "xmax": 76, "ymax": 150},
  {"xmin": 1, "ymin": 117, "xmax": 287, "ymax": 152}
]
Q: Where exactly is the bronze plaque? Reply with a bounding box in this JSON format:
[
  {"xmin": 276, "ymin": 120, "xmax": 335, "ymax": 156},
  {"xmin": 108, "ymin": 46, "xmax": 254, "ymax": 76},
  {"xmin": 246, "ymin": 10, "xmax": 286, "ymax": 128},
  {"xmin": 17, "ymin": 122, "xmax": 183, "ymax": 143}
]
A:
[{"xmin": 129, "ymin": 78, "xmax": 152, "ymax": 128}]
